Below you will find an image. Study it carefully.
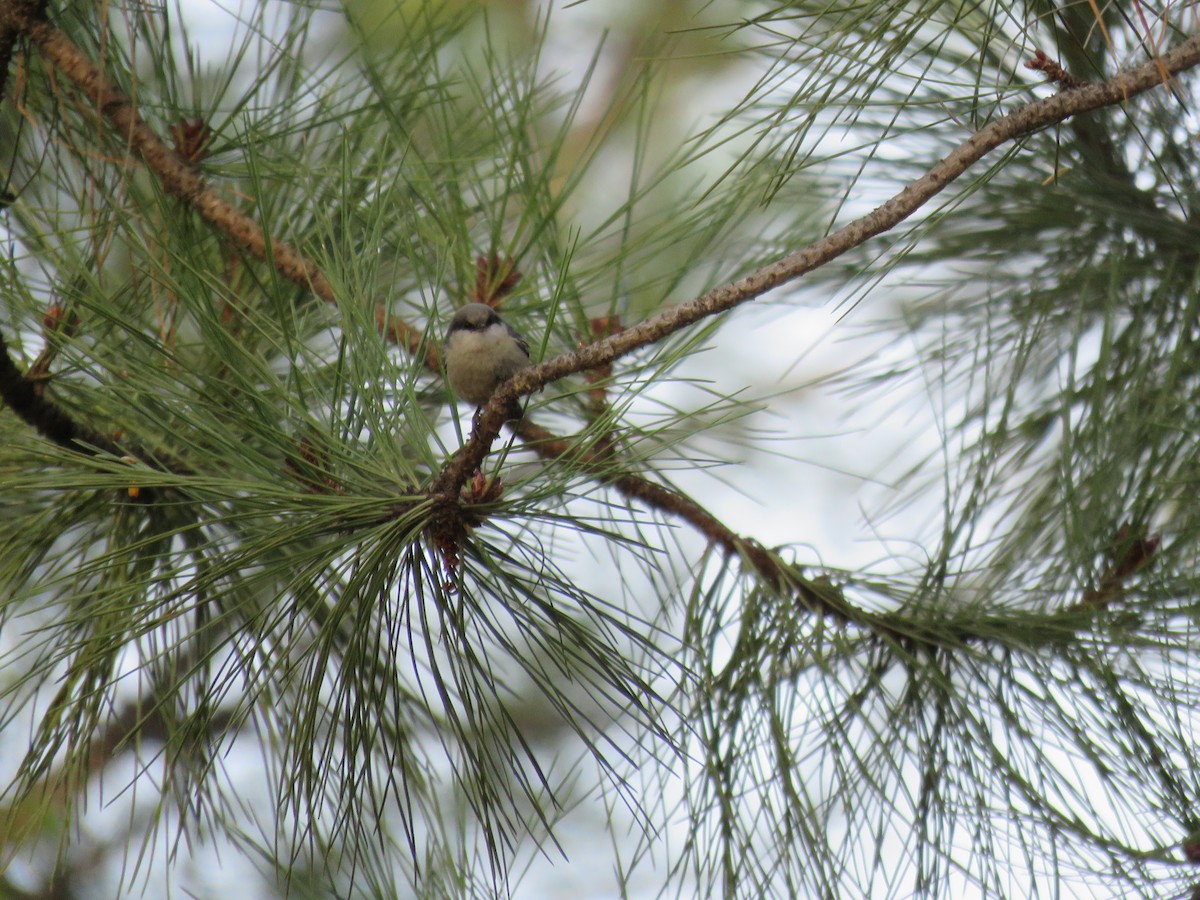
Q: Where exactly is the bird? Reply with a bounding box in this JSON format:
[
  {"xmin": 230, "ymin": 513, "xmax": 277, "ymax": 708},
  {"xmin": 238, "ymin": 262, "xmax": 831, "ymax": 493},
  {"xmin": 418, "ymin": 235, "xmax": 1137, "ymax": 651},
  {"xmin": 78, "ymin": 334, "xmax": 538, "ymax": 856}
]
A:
[{"xmin": 442, "ymin": 303, "xmax": 532, "ymax": 419}]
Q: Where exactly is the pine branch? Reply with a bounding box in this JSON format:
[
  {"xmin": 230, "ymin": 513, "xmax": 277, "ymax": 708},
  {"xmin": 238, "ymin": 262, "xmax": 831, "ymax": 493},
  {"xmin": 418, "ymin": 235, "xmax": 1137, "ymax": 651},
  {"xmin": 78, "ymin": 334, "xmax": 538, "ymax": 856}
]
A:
[
  {"xmin": 512, "ymin": 419, "xmax": 854, "ymax": 622},
  {"xmin": 1025, "ymin": 49, "xmax": 1090, "ymax": 90},
  {"xmin": 1071, "ymin": 521, "xmax": 1161, "ymax": 613},
  {"xmin": 0, "ymin": 0, "xmax": 26, "ymax": 104},
  {"xmin": 5, "ymin": 0, "xmax": 334, "ymax": 302},
  {"xmin": 0, "ymin": 1, "xmax": 845, "ymax": 616},
  {"xmin": 4, "ymin": 5, "xmax": 1197, "ymax": 895},
  {"xmin": 440, "ymin": 30, "xmax": 1200, "ymax": 544},
  {"xmin": 472, "ymin": 33, "xmax": 1200, "ymax": 431},
  {"xmin": 5, "ymin": 0, "xmax": 1198, "ymax": 639},
  {"xmin": 0, "ymin": 328, "xmax": 121, "ymax": 456},
  {"xmin": 377, "ymin": 307, "xmax": 440, "ymax": 370}
]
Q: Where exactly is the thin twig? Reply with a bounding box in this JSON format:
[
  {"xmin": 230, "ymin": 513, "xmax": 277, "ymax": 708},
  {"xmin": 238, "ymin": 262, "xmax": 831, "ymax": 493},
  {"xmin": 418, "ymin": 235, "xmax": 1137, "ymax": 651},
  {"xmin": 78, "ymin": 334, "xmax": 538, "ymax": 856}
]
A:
[
  {"xmin": 1071, "ymin": 521, "xmax": 1160, "ymax": 612},
  {"xmin": 1025, "ymin": 49, "xmax": 1090, "ymax": 89}
]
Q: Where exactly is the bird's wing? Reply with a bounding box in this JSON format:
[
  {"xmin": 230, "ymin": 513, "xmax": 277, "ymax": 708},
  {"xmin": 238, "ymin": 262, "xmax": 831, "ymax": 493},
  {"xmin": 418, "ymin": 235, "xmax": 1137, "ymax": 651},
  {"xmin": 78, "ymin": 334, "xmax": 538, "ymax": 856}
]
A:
[{"xmin": 504, "ymin": 320, "xmax": 531, "ymax": 359}]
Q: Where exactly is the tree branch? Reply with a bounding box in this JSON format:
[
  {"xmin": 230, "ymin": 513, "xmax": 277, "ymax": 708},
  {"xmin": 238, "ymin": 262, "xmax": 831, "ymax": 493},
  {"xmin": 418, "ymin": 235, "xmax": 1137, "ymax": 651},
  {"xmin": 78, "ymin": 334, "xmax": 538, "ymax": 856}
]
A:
[
  {"xmin": 1, "ymin": 2, "xmax": 836, "ymax": 610},
  {"xmin": 431, "ymin": 33, "xmax": 1200, "ymax": 621},
  {"xmin": 6, "ymin": 1, "xmax": 1198, "ymax": 631},
  {"xmin": 5, "ymin": 2, "xmax": 336, "ymax": 304},
  {"xmin": 0, "ymin": 329, "xmax": 121, "ymax": 455},
  {"xmin": 509, "ymin": 418, "xmax": 855, "ymax": 620},
  {"xmin": 461, "ymin": 34, "xmax": 1200, "ymax": 465},
  {"xmin": 0, "ymin": 0, "xmax": 27, "ymax": 107}
]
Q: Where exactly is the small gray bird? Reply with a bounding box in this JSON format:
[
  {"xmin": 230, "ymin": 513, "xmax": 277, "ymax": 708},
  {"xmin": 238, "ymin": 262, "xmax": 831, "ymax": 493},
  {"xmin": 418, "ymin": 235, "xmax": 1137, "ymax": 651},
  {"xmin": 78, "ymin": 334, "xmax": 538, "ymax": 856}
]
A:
[{"xmin": 443, "ymin": 302, "xmax": 532, "ymax": 417}]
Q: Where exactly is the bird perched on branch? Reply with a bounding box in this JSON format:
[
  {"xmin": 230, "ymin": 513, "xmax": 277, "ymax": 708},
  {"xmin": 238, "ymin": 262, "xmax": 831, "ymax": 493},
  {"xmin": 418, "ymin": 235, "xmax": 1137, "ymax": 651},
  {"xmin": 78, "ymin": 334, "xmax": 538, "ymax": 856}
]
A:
[{"xmin": 443, "ymin": 302, "xmax": 531, "ymax": 420}]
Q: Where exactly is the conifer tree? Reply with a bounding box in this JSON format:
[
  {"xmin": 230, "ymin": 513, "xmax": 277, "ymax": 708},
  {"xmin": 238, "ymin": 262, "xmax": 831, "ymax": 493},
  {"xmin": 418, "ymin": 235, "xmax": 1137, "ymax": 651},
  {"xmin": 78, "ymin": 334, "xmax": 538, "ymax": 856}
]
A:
[{"xmin": 1, "ymin": 1, "xmax": 1199, "ymax": 897}]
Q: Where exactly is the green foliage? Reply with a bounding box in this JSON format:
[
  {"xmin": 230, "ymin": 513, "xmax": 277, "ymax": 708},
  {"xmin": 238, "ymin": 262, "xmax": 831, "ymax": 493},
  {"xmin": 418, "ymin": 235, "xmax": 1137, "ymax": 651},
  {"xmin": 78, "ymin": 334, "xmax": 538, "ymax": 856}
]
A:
[{"xmin": 0, "ymin": 0, "xmax": 1198, "ymax": 898}]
